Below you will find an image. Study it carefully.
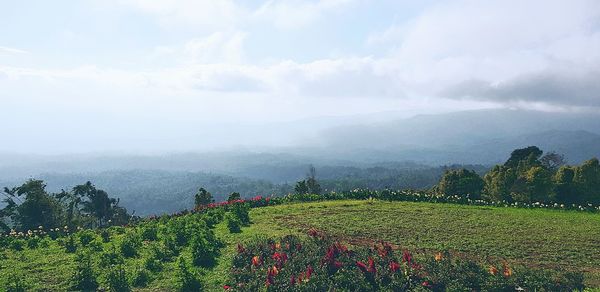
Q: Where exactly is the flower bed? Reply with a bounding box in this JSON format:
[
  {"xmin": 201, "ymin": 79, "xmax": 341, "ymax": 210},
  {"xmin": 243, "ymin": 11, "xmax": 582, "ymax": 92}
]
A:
[{"xmin": 228, "ymin": 230, "xmax": 585, "ymax": 291}]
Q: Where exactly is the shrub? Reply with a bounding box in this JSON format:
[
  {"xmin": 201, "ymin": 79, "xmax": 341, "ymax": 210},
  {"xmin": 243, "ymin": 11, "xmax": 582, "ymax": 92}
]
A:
[
  {"xmin": 140, "ymin": 224, "xmax": 158, "ymax": 241},
  {"xmin": 78, "ymin": 230, "xmax": 97, "ymax": 246},
  {"xmin": 107, "ymin": 265, "xmax": 131, "ymax": 292},
  {"xmin": 226, "ymin": 213, "xmax": 242, "ymax": 233},
  {"xmin": 176, "ymin": 257, "xmax": 202, "ymax": 292},
  {"xmin": 99, "ymin": 245, "xmax": 124, "ymax": 267},
  {"xmin": 119, "ymin": 233, "xmax": 141, "ymax": 258},
  {"xmin": 26, "ymin": 237, "xmax": 41, "ymax": 249},
  {"xmin": 9, "ymin": 239, "xmax": 25, "ymax": 251},
  {"xmin": 100, "ymin": 229, "xmax": 111, "ymax": 243},
  {"xmin": 3, "ymin": 276, "xmax": 28, "ymax": 292},
  {"xmin": 71, "ymin": 252, "xmax": 98, "ymax": 291},
  {"xmin": 130, "ymin": 266, "xmax": 151, "ymax": 288},
  {"xmin": 232, "ymin": 203, "xmax": 251, "ymax": 226},
  {"xmin": 190, "ymin": 230, "xmax": 220, "ymax": 267},
  {"xmin": 64, "ymin": 235, "xmax": 77, "ymax": 253}
]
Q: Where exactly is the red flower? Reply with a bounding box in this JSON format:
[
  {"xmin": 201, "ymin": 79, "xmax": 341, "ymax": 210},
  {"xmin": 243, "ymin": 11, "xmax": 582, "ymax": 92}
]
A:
[
  {"xmin": 402, "ymin": 250, "xmax": 412, "ymax": 264},
  {"xmin": 223, "ymin": 285, "xmax": 231, "ymax": 290},
  {"xmin": 422, "ymin": 281, "xmax": 432, "ymax": 288},
  {"xmin": 290, "ymin": 275, "xmax": 296, "ymax": 286},
  {"xmin": 368, "ymin": 257, "xmax": 376, "ymax": 274},
  {"xmin": 356, "ymin": 261, "xmax": 369, "ymax": 273},
  {"xmin": 306, "ymin": 265, "xmax": 314, "ymax": 279},
  {"xmin": 252, "ymin": 256, "xmax": 261, "ymax": 267},
  {"xmin": 389, "ymin": 261, "xmax": 401, "ymax": 273}
]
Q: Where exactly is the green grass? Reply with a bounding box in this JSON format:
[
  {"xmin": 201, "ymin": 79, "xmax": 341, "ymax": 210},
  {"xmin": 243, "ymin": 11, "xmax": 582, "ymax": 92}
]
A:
[
  {"xmin": 249, "ymin": 200, "xmax": 600, "ymax": 287},
  {"xmin": 2, "ymin": 200, "xmax": 600, "ymax": 290}
]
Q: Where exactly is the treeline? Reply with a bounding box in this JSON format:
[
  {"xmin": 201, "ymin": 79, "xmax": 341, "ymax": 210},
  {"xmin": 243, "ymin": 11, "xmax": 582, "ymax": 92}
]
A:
[
  {"xmin": 0, "ymin": 180, "xmax": 130, "ymax": 232},
  {"xmin": 437, "ymin": 146, "xmax": 600, "ymax": 204}
]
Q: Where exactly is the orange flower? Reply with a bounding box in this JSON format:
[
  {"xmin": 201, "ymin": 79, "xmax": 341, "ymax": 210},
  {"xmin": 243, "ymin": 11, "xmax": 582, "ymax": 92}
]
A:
[
  {"xmin": 252, "ymin": 256, "xmax": 261, "ymax": 267},
  {"xmin": 434, "ymin": 252, "xmax": 443, "ymax": 261},
  {"xmin": 502, "ymin": 263, "xmax": 513, "ymax": 277},
  {"xmin": 489, "ymin": 265, "xmax": 498, "ymax": 275}
]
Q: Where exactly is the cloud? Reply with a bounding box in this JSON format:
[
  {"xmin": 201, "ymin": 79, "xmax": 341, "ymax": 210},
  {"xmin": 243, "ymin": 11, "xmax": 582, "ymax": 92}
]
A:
[
  {"xmin": 443, "ymin": 71, "xmax": 600, "ymax": 107},
  {"xmin": 0, "ymin": 46, "xmax": 28, "ymax": 55},
  {"xmin": 252, "ymin": 0, "xmax": 356, "ymax": 29},
  {"xmin": 113, "ymin": 0, "xmax": 243, "ymax": 30}
]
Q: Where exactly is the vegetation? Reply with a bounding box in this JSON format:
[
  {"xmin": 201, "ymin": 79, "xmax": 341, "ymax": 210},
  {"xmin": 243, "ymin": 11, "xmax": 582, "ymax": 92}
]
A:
[{"xmin": 0, "ymin": 180, "xmax": 130, "ymax": 233}]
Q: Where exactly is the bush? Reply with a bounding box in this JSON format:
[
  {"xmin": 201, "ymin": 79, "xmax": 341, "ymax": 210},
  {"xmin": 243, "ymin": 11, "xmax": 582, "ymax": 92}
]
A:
[
  {"xmin": 130, "ymin": 266, "xmax": 151, "ymax": 288},
  {"xmin": 190, "ymin": 230, "xmax": 220, "ymax": 267},
  {"xmin": 78, "ymin": 230, "xmax": 97, "ymax": 246},
  {"xmin": 100, "ymin": 229, "xmax": 111, "ymax": 243},
  {"xmin": 140, "ymin": 224, "xmax": 158, "ymax": 241},
  {"xmin": 232, "ymin": 203, "xmax": 250, "ymax": 226},
  {"xmin": 64, "ymin": 235, "xmax": 77, "ymax": 253},
  {"xmin": 119, "ymin": 233, "xmax": 141, "ymax": 258},
  {"xmin": 99, "ymin": 245, "xmax": 124, "ymax": 267},
  {"xmin": 226, "ymin": 213, "xmax": 242, "ymax": 233},
  {"xmin": 71, "ymin": 252, "xmax": 98, "ymax": 291},
  {"xmin": 107, "ymin": 265, "xmax": 131, "ymax": 292},
  {"xmin": 9, "ymin": 239, "xmax": 25, "ymax": 251},
  {"xmin": 176, "ymin": 257, "xmax": 202, "ymax": 292},
  {"xmin": 26, "ymin": 237, "xmax": 41, "ymax": 249},
  {"xmin": 3, "ymin": 276, "xmax": 28, "ymax": 292}
]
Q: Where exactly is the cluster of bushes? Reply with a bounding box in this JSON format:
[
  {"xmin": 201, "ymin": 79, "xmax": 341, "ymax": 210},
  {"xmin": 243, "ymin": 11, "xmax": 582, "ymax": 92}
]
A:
[
  {"xmin": 1, "ymin": 205, "xmax": 227, "ymax": 291},
  {"xmin": 437, "ymin": 146, "xmax": 600, "ymax": 205},
  {"xmin": 228, "ymin": 231, "xmax": 585, "ymax": 291},
  {"xmin": 0, "ymin": 180, "xmax": 130, "ymax": 234}
]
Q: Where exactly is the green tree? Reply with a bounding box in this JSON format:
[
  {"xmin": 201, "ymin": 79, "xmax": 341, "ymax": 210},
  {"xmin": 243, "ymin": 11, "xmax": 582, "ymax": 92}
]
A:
[
  {"xmin": 518, "ymin": 166, "xmax": 554, "ymax": 203},
  {"xmin": 504, "ymin": 146, "xmax": 543, "ymax": 168},
  {"xmin": 227, "ymin": 192, "xmax": 241, "ymax": 202},
  {"xmin": 572, "ymin": 158, "xmax": 600, "ymax": 204},
  {"xmin": 194, "ymin": 188, "xmax": 213, "ymax": 207},
  {"xmin": 437, "ymin": 169, "xmax": 484, "ymax": 199},
  {"xmin": 554, "ymin": 166, "xmax": 576, "ymax": 203},
  {"xmin": 1, "ymin": 180, "xmax": 64, "ymax": 231}
]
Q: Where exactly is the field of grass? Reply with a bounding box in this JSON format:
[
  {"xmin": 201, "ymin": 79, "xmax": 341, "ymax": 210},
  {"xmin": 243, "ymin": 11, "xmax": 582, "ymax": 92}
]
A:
[
  {"xmin": 2, "ymin": 199, "xmax": 600, "ymax": 290},
  {"xmin": 248, "ymin": 200, "xmax": 600, "ymax": 287}
]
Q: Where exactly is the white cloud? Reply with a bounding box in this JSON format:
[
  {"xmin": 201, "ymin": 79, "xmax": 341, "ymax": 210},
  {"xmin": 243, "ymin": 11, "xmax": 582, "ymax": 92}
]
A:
[
  {"xmin": 253, "ymin": 0, "xmax": 356, "ymax": 29},
  {"xmin": 113, "ymin": 0, "xmax": 243, "ymax": 30},
  {"xmin": 0, "ymin": 46, "xmax": 28, "ymax": 55}
]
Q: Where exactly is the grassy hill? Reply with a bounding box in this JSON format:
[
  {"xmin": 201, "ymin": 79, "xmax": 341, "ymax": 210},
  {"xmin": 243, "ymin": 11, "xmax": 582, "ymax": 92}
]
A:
[{"xmin": 1, "ymin": 199, "xmax": 599, "ymax": 290}]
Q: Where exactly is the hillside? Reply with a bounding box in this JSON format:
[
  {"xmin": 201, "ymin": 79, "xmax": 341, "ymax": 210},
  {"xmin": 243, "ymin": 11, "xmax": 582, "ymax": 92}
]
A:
[{"xmin": 1, "ymin": 199, "xmax": 599, "ymax": 290}]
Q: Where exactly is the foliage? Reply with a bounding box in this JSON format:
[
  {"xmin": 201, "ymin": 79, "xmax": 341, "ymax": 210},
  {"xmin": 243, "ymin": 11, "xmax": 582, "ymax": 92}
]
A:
[
  {"xmin": 226, "ymin": 212, "xmax": 242, "ymax": 233},
  {"xmin": 106, "ymin": 265, "xmax": 131, "ymax": 292},
  {"xmin": 71, "ymin": 252, "xmax": 98, "ymax": 291},
  {"xmin": 130, "ymin": 266, "xmax": 151, "ymax": 288},
  {"xmin": 229, "ymin": 233, "xmax": 585, "ymax": 291},
  {"xmin": 176, "ymin": 257, "xmax": 202, "ymax": 292},
  {"xmin": 228, "ymin": 192, "xmax": 241, "ymax": 202},
  {"xmin": 194, "ymin": 187, "xmax": 213, "ymax": 207},
  {"xmin": 119, "ymin": 232, "xmax": 141, "ymax": 258},
  {"xmin": 295, "ymin": 165, "xmax": 322, "ymax": 195},
  {"xmin": 437, "ymin": 168, "xmax": 484, "ymax": 199}
]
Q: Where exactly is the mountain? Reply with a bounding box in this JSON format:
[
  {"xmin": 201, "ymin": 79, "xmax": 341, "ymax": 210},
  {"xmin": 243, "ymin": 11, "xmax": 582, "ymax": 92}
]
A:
[{"xmin": 312, "ymin": 109, "xmax": 600, "ymax": 164}]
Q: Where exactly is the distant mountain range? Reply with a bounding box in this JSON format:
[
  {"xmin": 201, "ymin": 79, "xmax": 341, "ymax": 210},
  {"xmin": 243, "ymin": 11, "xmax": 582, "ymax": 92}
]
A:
[{"xmin": 310, "ymin": 109, "xmax": 600, "ymax": 164}]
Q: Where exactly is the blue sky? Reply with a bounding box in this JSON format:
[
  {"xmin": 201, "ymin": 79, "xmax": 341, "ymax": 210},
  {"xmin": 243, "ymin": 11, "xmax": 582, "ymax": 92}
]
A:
[{"xmin": 1, "ymin": 0, "xmax": 599, "ymax": 153}]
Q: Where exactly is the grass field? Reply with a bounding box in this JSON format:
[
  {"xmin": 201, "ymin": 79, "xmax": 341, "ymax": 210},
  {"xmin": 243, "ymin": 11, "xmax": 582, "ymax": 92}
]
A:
[
  {"xmin": 2, "ymin": 199, "xmax": 600, "ymax": 290},
  {"xmin": 246, "ymin": 200, "xmax": 600, "ymax": 287}
]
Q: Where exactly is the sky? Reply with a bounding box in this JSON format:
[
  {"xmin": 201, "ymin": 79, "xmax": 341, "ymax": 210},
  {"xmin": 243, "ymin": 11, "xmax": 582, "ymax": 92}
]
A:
[{"xmin": 1, "ymin": 0, "xmax": 600, "ymax": 154}]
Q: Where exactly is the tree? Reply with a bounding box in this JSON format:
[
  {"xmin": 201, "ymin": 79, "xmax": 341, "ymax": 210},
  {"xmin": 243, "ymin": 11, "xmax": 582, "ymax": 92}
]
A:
[
  {"xmin": 519, "ymin": 166, "xmax": 554, "ymax": 203},
  {"xmin": 227, "ymin": 192, "xmax": 241, "ymax": 202},
  {"xmin": 294, "ymin": 165, "xmax": 321, "ymax": 195},
  {"xmin": 294, "ymin": 180, "xmax": 309, "ymax": 195},
  {"xmin": 540, "ymin": 152, "xmax": 566, "ymax": 170},
  {"xmin": 572, "ymin": 158, "xmax": 600, "ymax": 204},
  {"xmin": 194, "ymin": 188, "xmax": 213, "ymax": 207},
  {"xmin": 504, "ymin": 146, "xmax": 543, "ymax": 168},
  {"xmin": 1, "ymin": 180, "xmax": 64, "ymax": 231},
  {"xmin": 554, "ymin": 166, "xmax": 576, "ymax": 203},
  {"xmin": 437, "ymin": 169, "xmax": 484, "ymax": 199},
  {"xmin": 483, "ymin": 165, "xmax": 516, "ymax": 202}
]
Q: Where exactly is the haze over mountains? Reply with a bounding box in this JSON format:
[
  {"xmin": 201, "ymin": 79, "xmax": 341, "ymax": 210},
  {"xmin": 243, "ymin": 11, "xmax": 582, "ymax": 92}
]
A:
[{"xmin": 2, "ymin": 108, "xmax": 599, "ymax": 215}]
